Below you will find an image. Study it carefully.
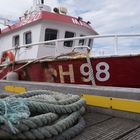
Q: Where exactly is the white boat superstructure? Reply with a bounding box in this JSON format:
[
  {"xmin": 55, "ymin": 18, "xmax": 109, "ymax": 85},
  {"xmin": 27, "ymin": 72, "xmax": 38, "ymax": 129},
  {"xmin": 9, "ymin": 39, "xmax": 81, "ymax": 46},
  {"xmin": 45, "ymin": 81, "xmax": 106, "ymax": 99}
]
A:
[{"xmin": 0, "ymin": 0, "xmax": 97, "ymax": 62}]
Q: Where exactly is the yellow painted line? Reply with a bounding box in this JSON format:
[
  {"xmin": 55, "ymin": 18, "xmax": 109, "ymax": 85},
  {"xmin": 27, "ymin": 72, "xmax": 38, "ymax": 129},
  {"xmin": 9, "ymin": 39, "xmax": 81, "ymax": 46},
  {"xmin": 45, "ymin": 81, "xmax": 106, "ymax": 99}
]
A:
[
  {"xmin": 14, "ymin": 86, "xmax": 26, "ymax": 94},
  {"xmin": 4, "ymin": 85, "xmax": 26, "ymax": 94},
  {"xmin": 4, "ymin": 85, "xmax": 14, "ymax": 93},
  {"xmin": 112, "ymin": 98, "xmax": 140, "ymax": 113},
  {"xmin": 81, "ymin": 94, "xmax": 111, "ymax": 108},
  {"xmin": 82, "ymin": 94, "xmax": 140, "ymax": 114}
]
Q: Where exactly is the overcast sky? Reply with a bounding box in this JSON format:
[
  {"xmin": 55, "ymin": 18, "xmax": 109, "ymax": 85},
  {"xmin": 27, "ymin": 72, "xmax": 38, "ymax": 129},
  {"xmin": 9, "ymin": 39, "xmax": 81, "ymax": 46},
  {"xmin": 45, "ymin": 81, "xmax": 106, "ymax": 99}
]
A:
[
  {"xmin": 0, "ymin": 0, "xmax": 140, "ymax": 34},
  {"xmin": 0, "ymin": 0, "xmax": 140, "ymax": 56}
]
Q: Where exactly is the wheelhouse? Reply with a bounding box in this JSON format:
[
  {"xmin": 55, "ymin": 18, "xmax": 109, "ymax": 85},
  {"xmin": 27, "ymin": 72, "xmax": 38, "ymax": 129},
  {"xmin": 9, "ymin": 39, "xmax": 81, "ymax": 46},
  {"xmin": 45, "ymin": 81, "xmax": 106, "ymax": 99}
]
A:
[{"xmin": 0, "ymin": 2, "xmax": 98, "ymax": 61}]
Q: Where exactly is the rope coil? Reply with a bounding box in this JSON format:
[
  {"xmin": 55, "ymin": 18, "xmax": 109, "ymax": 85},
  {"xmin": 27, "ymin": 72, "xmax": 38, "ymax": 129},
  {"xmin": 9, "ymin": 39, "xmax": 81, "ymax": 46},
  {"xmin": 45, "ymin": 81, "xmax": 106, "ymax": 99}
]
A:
[{"xmin": 0, "ymin": 90, "xmax": 86, "ymax": 140}]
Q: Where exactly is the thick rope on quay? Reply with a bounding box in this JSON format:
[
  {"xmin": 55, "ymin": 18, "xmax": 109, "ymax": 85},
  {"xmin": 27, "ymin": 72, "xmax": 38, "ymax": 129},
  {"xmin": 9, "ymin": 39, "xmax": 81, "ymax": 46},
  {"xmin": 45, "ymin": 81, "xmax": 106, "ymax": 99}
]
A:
[{"xmin": 0, "ymin": 90, "xmax": 86, "ymax": 140}]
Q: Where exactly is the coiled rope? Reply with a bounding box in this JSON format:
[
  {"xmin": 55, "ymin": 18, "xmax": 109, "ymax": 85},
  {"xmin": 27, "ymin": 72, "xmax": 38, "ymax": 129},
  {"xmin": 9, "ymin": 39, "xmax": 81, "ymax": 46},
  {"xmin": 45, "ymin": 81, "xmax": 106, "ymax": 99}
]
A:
[{"xmin": 0, "ymin": 90, "xmax": 86, "ymax": 140}]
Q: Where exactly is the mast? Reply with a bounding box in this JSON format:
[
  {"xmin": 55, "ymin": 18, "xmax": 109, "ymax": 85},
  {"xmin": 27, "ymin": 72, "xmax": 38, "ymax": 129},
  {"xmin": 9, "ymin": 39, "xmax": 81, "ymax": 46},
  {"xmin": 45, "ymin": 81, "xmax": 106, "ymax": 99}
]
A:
[{"xmin": 33, "ymin": 0, "xmax": 44, "ymax": 6}]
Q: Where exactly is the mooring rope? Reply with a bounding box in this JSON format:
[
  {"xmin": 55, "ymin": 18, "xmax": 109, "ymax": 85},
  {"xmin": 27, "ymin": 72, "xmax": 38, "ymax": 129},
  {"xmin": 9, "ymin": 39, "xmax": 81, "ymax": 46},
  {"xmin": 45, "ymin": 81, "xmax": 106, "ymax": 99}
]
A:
[{"xmin": 0, "ymin": 90, "xmax": 86, "ymax": 140}]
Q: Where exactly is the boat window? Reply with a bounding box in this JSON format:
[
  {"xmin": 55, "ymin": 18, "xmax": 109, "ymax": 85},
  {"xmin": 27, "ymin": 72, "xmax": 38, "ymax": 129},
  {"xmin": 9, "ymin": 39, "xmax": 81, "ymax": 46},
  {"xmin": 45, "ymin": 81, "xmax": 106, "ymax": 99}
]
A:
[
  {"xmin": 88, "ymin": 39, "xmax": 93, "ymax": 48},
  {"xmin": 64, "ymin": 31, "xmax": 75, "ymax": 47},
  {"xmin": 79, "ymin": 35, "xmax": 85, "ymax": 46},
  {"xmin": 25, "ymin": 32, "xmax": 32, "ymax": 44},
  {"xmin": 45, "ymin": 29, "xmax": 58, "ymax": 41},
  {"xmin": 13, "ymin": 35, "xmax": 20, "ymax": 47}
]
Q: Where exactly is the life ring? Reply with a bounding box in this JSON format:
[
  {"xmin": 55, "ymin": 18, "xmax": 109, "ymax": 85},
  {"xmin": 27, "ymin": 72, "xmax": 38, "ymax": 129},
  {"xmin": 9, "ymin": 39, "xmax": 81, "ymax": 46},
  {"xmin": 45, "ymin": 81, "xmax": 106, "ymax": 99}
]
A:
[{"xmin": 0, "ymin": 51, "xmax": 15, "ymax": 64}]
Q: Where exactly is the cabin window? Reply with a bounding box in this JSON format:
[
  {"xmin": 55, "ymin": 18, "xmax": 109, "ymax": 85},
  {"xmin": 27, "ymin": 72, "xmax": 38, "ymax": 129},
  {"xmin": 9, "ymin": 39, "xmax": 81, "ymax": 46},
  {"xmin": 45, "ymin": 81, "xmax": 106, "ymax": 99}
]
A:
[
  {"xmin": 88, "ymin": 39, "xmax": 93, "ymax": 48},
  {"xmin": 79, "ymin": 35, "xmax": 85, "ymax": 45},
  {"xmin": 25, "ymin": 32, "xmax": 32, "ymax": 44},
  {"xmin": 45, "ymin": 29, "xmax": 58, "ymax": 41},
  {"xmin": 64, "ymin": 31, "xmax": 75, "ymax": 47},
  {"xmin": 13, "ymin": 35, "xmax": 20, "ymax": 47}
]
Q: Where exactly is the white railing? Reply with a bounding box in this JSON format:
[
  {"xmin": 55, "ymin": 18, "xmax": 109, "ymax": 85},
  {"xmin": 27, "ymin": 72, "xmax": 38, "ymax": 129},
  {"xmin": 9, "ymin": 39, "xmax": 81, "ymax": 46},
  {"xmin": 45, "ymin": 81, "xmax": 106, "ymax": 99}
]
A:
[{"xmin": 2, "ymin": 33, "xmax": 140, "ymax": 56}]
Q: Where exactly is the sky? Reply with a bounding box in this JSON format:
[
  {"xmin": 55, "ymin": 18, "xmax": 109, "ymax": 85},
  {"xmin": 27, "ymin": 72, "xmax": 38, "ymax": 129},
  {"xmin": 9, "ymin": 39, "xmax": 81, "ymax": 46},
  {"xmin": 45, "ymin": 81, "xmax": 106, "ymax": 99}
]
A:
[{"xmin": 0, "ymin": 0, "xmax": 140, "ymax": 56}]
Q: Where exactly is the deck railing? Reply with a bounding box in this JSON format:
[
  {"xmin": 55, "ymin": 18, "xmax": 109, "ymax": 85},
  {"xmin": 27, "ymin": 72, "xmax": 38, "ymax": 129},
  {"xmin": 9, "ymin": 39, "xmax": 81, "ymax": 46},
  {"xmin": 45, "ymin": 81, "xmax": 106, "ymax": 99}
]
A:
[{"xmin": 2, "ymin": 33, "xmax": 140, "ymax": 56}]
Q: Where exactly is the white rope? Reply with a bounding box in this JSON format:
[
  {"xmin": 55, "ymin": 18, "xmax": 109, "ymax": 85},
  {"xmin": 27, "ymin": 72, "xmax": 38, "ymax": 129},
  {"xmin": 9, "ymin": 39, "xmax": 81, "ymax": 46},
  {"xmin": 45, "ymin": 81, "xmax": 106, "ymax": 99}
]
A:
[{"xmin": 86, "ymin": 54, "xmax": 96, "ymax": 86}]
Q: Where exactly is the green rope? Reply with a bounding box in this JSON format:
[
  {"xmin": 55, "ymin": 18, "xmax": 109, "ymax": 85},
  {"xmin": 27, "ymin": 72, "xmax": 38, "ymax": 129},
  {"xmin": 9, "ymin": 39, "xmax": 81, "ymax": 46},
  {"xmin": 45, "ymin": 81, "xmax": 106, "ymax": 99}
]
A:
[{"xmin": 0, "ymin": 98, "xmax": 30, "ymax": 134}]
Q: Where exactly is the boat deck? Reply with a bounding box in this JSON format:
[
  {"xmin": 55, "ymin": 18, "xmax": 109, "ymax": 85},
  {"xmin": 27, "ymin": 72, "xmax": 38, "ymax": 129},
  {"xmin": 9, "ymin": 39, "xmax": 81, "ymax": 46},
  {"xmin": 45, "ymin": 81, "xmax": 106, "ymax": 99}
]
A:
[{"xmin": 73, "ymin": 112, "xmax": 140, "ymax": 140}]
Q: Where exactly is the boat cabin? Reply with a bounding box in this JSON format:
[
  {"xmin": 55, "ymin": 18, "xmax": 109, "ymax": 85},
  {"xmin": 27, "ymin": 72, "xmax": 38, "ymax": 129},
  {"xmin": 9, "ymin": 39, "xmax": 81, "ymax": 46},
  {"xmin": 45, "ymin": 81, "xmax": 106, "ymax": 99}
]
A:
[{"xmin": 0, "ymin": 1, "xmax": 98, "ymax": 62}]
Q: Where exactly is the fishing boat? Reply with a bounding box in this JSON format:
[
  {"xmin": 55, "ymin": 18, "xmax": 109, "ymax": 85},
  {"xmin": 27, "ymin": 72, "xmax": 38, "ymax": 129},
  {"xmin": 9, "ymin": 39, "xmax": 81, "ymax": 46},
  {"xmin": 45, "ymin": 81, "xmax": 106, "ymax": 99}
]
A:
[
  {"xmin": 0, "ymin": 0, "xmax": 140, "ymax": 88},
  {"xmin": 1, "ymin": 2, "xmax": 140, "ymax": 139}
]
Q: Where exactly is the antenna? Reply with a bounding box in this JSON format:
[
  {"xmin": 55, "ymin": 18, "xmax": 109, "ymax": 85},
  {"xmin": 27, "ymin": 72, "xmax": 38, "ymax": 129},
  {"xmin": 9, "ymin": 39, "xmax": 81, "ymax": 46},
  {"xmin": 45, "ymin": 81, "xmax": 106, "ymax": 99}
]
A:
[
  {"xmin": 33, "ymin": 0, "xmax": 37, "ymax": 6},
  {"xmin": 0, "ymin": 16, "xmax": 11, "ymax": 26},
  {"xmin": 33, "ymin": 0, "xmax": 40, "ymax": 6}
]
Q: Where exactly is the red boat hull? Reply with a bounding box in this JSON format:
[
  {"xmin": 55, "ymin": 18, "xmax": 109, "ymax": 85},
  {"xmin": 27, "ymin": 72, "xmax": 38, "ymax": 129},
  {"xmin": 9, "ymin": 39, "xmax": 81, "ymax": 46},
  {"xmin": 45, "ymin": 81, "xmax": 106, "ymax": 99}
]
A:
[{"xmin": 0, "ymin": 55, "xmax": 140, "ymax": 88}]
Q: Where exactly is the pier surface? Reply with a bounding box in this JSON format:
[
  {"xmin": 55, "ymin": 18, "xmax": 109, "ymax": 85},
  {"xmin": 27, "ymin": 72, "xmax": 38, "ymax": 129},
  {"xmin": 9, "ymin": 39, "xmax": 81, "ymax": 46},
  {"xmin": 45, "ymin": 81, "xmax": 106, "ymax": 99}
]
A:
[
  {"xmin": 1, "ymin": 81, "xmax": 140, "ymax": 140},
  {"xmin": 73, "ymin": 112, "xmax": 140, "ymax": 140}
]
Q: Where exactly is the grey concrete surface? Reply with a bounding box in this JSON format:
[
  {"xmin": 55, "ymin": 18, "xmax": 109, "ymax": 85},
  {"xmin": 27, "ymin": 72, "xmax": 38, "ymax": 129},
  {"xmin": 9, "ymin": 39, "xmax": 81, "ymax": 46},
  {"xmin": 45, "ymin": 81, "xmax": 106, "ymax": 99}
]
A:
[{"xmin": 0, "ymin": 80, "xmax": 140, "ymax": 100}]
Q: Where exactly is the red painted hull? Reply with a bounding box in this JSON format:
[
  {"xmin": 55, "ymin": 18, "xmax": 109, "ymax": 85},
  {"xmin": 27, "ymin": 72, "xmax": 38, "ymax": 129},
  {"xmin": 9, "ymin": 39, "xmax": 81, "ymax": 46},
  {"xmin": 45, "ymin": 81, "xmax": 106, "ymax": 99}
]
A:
[{"xmin": 0, "ymin": 55, "xmax": 140, "ymax": 88}]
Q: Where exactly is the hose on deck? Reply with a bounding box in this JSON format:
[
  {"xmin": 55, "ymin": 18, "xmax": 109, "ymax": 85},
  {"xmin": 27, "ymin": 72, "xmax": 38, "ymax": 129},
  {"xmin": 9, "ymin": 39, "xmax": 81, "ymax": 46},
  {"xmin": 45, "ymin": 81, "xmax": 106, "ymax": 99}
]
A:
[{"xmin": 0, "ymin": 90, "xmax": 86, "ymax": 140}]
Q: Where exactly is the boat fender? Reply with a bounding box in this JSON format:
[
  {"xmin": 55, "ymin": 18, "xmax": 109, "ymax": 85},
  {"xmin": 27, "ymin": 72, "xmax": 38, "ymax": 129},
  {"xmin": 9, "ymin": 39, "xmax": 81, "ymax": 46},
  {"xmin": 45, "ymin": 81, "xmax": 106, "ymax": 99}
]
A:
[
  {"xmin": 0, "ymin": 51, "xmax": 14, "ymax": 64},
  {"xmin": 6, "ymin": 72, "xmax": 19, "ymax": 81}
]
